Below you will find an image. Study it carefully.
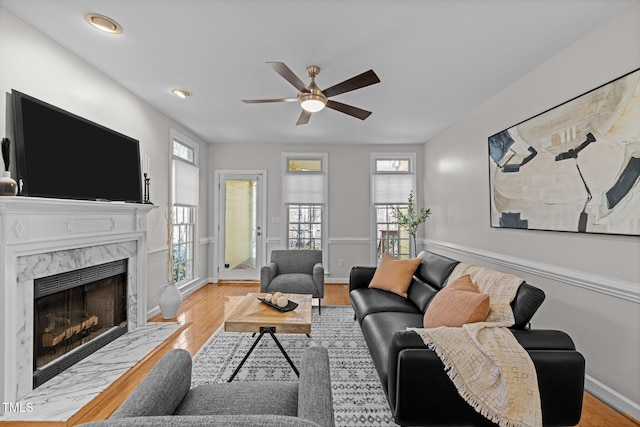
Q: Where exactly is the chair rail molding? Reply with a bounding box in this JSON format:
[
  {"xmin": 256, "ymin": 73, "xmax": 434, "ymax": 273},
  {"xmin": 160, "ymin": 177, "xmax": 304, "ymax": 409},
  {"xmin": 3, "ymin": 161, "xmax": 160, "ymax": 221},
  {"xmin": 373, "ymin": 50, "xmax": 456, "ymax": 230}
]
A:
[{"xmin": 423, "ymin": 239, "xmax": 639, "ymax": 303}]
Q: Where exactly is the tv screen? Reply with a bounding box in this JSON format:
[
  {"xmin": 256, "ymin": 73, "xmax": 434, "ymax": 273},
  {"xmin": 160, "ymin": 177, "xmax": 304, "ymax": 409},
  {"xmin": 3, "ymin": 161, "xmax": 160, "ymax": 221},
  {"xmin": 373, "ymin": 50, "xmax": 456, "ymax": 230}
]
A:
[{"xmin": 12, "ymin": 90, "xmax": 143, "ymax": 203}]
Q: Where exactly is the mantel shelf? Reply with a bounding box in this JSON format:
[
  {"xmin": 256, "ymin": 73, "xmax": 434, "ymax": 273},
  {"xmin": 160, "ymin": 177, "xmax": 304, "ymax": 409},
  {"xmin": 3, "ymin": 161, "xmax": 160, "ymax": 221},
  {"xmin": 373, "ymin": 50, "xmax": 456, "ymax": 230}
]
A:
[{"xmin": 0, "ymin": 196, "xmax": 157, "ymax": 215}]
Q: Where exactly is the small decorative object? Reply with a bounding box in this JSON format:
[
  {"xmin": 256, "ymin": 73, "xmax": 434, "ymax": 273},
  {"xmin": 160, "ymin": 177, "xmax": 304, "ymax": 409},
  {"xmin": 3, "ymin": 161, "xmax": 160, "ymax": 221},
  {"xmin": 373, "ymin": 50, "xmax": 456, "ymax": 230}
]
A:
[
  {"xmin": 273, "ymin": 292, "xmax": 283, "ymax": 301},
  {"xmin": 264, "ymin": 293, "xmax": 273, "ymax": 302},
  {"xmin": 143, "ymin": 154, "xmax": 152, "ymax": 204},
  {"xmin": 392, "ymin": 190, "xmax": 431, "ymax": 256},
  {"xmin": 258, "ymin": 296, "xmax": 299, "ymax": 312},
  {"xmin": 1, "ymin": 138, "xmax": 18, "ymax": 197},
  {"xmin": 159, "ymin": 209, "xmax": 182, "ymax": 319}
]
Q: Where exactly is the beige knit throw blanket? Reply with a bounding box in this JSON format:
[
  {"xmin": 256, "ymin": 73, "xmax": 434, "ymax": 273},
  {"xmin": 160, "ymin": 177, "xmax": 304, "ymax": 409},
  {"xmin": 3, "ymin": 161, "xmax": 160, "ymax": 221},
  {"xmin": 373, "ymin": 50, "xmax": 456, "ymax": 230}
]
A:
[{"xmin": 410, "ymin": 263, "xmax": 542, "ymax": 427}]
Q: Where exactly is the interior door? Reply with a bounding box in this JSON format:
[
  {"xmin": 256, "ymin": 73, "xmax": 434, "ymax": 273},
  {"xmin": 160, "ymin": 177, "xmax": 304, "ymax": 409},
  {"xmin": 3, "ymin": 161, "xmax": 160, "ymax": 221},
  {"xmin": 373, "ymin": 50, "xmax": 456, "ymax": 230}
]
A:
[{"xmin": 218, "ymin": 173, "xmax": 264, "ymax": 280}]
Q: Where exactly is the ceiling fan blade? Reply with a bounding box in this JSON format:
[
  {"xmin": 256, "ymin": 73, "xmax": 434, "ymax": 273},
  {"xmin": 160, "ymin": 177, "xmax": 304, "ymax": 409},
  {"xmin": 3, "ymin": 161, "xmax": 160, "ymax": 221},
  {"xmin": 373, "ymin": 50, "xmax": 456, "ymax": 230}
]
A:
[
  {"xmin": 326, "ymin": 100, "xmax": 372, "ymax": 120},
  {"xmin": 322, "ymin": 69, "xmax": 380, "ymax": 98},
  {"xmin": 242, "ymin": 98, "xmax": 298, "ymax": 104},
  {"xmin": 296, "ymin": 109, "xmax": 312, "ymax": 126},
  {"xmin": 266, "ymin": 62, "xmax": 308, "ymax": 92}
]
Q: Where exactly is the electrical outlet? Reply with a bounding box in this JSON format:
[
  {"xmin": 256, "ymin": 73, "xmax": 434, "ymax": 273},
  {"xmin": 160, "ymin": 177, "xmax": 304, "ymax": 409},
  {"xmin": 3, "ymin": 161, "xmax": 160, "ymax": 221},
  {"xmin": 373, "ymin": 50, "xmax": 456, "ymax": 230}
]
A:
[{"xmin": 338, "ymin": 259, "xmax": 344, "ymax": 267}]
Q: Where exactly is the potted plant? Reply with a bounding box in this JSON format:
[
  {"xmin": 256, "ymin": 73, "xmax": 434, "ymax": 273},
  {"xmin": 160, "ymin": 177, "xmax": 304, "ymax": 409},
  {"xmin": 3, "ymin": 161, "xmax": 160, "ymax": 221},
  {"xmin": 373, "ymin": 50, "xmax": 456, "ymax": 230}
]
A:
[
  {"xmin": 159, "ymin": 209, "xmax": 182, "ymax": 319},
  {"xmin": 392, "ymin": 190, "xmax": 431, "ymax": 256}
]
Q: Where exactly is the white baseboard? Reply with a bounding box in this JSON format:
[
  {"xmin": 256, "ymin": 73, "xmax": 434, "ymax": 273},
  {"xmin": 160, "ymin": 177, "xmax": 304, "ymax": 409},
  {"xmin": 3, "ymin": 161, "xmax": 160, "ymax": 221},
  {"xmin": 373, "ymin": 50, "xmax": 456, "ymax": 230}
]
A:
[{"xmin": 585, "ymin": 375, "xmax": 640, "ymax": 422}]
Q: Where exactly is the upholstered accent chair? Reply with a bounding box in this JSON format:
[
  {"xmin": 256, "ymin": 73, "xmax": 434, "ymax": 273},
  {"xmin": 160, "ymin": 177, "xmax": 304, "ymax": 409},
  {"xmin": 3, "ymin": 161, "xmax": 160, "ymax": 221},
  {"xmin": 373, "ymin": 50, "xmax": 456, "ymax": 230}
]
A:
[
  {"xmin": 261, "ymin": 250, "xmax": 325, "ymax": 314},
  {"xmin": 79, "ymin": 347, "xmax": 335, "ymax": 427}
]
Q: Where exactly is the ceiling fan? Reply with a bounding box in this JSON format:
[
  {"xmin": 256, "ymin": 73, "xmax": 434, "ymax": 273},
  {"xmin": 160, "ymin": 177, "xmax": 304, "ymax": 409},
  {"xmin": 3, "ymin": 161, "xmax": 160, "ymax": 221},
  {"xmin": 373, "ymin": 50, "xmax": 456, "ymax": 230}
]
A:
[{"xmin": 242, "ymin": 62, "xmax": 380, "ymax": 125}]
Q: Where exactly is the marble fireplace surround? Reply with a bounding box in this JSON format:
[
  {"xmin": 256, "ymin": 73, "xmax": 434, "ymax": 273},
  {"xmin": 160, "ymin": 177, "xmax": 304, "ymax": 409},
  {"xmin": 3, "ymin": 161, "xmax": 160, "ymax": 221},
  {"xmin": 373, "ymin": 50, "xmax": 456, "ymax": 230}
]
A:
[{"xmin": 0, "ymin": 197, "xmax": 155, "ymax": 404}]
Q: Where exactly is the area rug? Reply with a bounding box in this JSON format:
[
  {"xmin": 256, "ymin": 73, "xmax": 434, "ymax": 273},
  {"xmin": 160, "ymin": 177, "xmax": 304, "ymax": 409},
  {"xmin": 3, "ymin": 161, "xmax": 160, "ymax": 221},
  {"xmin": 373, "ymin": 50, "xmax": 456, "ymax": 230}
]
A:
[{"xmin": 191, "ymin": 306, "xmax": 397, "ymax": 427}]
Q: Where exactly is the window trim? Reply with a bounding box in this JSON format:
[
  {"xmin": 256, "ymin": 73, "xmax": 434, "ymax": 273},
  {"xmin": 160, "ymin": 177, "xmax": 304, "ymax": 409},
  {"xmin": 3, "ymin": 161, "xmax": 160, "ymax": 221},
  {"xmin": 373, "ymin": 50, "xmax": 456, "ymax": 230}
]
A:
[
  {"xmin": 169, "ymin": 129, "xmax": 199, "ymax": 286},
  {"xmin": 370, "ymin": 152, "xmax": 418, "ymax": 263},
  {"xmin": 281, "ymin": 152, "xmax": 328, "ymax": 259}
]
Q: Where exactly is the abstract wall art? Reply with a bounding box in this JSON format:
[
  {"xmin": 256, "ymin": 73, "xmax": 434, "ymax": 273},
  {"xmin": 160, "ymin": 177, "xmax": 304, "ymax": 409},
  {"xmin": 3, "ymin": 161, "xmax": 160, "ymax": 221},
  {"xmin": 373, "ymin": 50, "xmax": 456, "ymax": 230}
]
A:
[{"xmin": 488, "ymin": 68, "xmax": 640, "ymax": 236}]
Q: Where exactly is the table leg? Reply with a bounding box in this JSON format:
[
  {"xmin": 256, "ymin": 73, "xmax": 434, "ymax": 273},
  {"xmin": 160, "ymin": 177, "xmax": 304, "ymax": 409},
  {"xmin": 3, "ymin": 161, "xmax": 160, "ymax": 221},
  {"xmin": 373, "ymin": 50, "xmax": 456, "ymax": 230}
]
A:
[{"xmin": 227, "ymin": 328, "xmax": 268, "ymax": 382}]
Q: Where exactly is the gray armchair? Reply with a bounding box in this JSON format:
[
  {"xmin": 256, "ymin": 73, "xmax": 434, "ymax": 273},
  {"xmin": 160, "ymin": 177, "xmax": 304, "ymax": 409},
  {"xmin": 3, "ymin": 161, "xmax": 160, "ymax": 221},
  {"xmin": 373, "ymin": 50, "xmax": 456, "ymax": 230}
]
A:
[
  {"xmin": 79, "ymin": 346, "xmax": 335, "ymax": 427},
  {"xmin": 261, "ymin": 250, "xmax": 325, "ymax": 314}
]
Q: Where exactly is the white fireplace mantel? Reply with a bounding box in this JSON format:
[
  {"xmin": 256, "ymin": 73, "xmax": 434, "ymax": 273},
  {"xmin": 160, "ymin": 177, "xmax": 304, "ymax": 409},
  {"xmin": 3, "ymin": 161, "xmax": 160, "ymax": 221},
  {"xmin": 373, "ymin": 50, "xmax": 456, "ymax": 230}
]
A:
[{"xmin": 0, "ymin": 196, "xmax": 156, "ymax": 403}]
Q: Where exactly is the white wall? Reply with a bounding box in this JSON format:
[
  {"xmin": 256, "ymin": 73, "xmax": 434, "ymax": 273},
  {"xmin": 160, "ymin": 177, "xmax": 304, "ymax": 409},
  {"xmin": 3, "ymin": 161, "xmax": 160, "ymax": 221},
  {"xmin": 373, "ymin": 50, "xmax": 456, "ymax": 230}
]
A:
[
  {"xmin": 208, "ymin": 142, "xmax": 424, "ymax": 280},
  {"xmin": 422, "ymin": 3, "xmax": 640, "ymax": 417},
  {"xmin": 0, "ymin": 7, "xmax": 211, "ymax": 315}
]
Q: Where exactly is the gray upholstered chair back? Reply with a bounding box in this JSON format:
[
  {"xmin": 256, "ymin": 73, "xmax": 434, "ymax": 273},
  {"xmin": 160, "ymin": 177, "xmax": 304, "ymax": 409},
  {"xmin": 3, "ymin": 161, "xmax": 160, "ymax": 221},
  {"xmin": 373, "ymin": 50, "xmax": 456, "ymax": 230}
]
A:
[{"xmin": 271, "ymin": 250, "xmax": 323, "ymax": 275}]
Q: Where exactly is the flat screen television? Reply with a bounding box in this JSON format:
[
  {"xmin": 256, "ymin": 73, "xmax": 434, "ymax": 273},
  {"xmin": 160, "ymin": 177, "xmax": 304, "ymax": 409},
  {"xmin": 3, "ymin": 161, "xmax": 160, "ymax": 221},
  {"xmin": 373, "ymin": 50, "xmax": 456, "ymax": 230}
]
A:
[{"xmin": 11, "ymin": 89, "xmax": 143, "ymax": 203}]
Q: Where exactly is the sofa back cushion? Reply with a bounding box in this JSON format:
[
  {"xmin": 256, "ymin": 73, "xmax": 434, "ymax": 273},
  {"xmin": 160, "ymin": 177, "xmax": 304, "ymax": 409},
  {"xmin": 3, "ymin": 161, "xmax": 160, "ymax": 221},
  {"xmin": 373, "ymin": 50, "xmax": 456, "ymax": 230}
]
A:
[
  {"xmin": 415, "ymin": 251, "xmax": 459, "ymax": 290},
  {"xmin": 407, "ymin": 277, "xmax": 438, "ymax": 312},
  {"xmin": 511, "ymin": 282, "xmax": 546, "ymax": 329}
]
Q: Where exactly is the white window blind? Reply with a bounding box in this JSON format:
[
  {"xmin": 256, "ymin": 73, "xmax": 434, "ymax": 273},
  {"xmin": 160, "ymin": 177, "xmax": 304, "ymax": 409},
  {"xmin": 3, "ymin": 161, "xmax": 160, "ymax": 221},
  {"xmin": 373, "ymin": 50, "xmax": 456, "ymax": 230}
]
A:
[
  {"xmin": 372, "ymin": 173, "xmax": 413, "ymax": 204},
  {"xmin": 173, "ymin": 159, "xmax": 199, "ymax": 206},
  {"xmin": 283, "ymin": 173, "xmax": 325, "ymax": 204}
]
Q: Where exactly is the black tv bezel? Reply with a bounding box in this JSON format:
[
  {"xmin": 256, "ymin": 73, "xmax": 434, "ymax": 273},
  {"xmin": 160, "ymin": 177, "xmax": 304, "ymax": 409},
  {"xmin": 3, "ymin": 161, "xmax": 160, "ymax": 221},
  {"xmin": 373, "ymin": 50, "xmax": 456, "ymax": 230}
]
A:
[{"xmin": 11, "ymin": 89, "xmax": 143, "ymax": 203}]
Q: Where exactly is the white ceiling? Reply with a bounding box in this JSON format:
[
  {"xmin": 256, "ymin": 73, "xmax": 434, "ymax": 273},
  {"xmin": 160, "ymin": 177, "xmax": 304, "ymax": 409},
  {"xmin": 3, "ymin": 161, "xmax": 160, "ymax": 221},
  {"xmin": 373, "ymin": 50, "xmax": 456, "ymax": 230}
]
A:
[{"xmin": 1, "ymin": 0, "xmax": 637, "ymax": 145}]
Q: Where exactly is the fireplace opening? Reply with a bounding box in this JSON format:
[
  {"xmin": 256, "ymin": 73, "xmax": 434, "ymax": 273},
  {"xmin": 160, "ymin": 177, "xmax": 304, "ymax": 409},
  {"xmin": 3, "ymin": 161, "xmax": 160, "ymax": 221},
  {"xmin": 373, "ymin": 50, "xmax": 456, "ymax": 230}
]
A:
[{"xmin": 33, "ymin": 260, "xmax": 128, "ymax": 388}]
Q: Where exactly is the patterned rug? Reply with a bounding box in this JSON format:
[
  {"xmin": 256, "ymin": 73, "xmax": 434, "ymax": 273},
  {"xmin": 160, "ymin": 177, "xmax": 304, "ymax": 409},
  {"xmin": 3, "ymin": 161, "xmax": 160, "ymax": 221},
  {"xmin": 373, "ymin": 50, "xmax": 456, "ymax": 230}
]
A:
[{"xmin": 191, "ymin": 306, "xmax": 397, "ymax": 426}]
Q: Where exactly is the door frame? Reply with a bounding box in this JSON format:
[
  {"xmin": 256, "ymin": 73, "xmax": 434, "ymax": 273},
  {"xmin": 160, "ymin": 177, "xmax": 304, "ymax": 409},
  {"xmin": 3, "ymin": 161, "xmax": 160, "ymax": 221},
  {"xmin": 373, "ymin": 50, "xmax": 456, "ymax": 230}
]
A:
[{"xmin": 213, "ymin": 169, "xmax": 267, "ymax": 281}]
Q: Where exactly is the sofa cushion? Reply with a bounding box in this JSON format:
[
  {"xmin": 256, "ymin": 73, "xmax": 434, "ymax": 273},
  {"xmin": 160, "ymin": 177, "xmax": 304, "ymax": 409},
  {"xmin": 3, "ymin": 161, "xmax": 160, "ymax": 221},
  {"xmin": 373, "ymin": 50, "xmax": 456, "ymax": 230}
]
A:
[
  {"xmin": 423, "ymin": 274, "xmax": 490, "ymax": 328},
  {"xmin": 415, "ymin": 251, "xmax": 460, "ymax": 290},
  {"xmin": 369, "ymin": 253, "xmax": 421, "ymax": 298},
  {"xmin": 511, "ymin": 282, "xmax": 546, "ymax": 329},
  {"xmin": 175, "ymin": 382, "xmax": 299, "ymax": 416},
  {"xmin": 267, "ymin": 273, "xmax": 316, "ymax": 295},
  {"xmin": 406, "ymin": 277, "xmax": 438, "ymax": 313},
  {"xmin": 361, "ymin": 311, "xmax": 424, "ymax": 391},
  {"xmin": 350, "ymin": 287, "xmax": 421, "ymax": 323}
]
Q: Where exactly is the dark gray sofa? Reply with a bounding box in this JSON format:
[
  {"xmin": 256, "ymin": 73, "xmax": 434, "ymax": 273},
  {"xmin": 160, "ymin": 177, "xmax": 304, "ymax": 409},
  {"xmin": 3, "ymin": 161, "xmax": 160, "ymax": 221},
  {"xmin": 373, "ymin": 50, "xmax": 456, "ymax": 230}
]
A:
[
  {"xmin": 79, "ymin": 346, "xmax": 335, "ymax": 427},
  {"xmin": 350, "ymin": 250, "xmax": 585, "ymax": 426}
]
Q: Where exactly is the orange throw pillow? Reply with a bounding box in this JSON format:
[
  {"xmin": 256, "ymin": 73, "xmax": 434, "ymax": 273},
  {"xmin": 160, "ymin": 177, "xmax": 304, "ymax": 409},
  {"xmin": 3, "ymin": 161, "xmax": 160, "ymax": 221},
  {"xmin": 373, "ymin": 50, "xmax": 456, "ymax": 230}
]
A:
[
  {"xmin": 368, "ymin": 253, "xmax": 421, "ymax": 298},
  {"xmin": 423, "ymin": 274, "xmax": 490, "ymax": 328}
]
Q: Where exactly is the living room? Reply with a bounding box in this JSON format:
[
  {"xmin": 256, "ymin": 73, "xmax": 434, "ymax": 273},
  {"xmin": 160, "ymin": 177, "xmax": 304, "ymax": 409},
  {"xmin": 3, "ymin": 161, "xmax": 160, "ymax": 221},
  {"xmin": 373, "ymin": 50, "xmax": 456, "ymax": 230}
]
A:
[{"xmin": 0, "ymin": 1, "xmax": 638, "ymax": 426}]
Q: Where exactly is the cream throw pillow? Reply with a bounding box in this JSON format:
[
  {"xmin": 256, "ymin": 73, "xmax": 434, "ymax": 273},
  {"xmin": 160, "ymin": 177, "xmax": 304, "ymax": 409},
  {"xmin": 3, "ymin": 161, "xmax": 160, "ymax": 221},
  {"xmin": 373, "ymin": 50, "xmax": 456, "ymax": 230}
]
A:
[
  {"xmin": 423, "ymin": 274, "xmax": 490, "ymax": 328},
  {"xmin": 368, "ymin": 253, "xmax": 421, "ymax": 298}
]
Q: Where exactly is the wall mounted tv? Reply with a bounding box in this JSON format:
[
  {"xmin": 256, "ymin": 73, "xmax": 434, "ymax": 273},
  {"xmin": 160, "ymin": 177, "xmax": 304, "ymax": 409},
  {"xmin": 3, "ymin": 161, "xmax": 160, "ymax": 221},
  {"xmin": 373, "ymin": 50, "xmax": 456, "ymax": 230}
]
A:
[{"xmin": 12, "ymin": 89, "xmax": 143, "ymax": 203}]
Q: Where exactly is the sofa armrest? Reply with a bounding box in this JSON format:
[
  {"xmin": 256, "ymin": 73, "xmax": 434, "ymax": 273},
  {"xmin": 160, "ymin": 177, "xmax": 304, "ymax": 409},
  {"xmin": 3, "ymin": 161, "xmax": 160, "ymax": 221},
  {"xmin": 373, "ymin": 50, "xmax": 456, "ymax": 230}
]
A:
[
  {"xmin": 349, "ymin": 266, "xmax": 377, "ymax": 292},
  {"xmin": 260, "ymin": 263, "xmax": 278, "ymax": 292},
  {"xmin": 312, "ymin": 263, "xmax": 325, "ymax": 297},
  {"xmin": 79, "ymin": 414, "xmax": 324, "ymax": 427},
  {"xmin": 111, "ymin": 349, "xmax": 192, "ymax": 418},
  {"xmin": 387, "ymin": 329, "xmax": 585, "ymax": 426},
  {"xmin": 297, "ymin": 346, "xmax": 335, "ymax": 427}
]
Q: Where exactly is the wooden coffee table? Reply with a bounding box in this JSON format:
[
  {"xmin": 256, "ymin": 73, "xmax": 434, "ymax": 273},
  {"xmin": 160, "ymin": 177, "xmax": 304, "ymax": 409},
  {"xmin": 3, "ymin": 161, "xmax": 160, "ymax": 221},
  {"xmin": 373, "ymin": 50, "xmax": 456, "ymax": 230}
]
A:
[{"xmin": 224, "ymin": 292, "xmax": 312, "ymax": 381}]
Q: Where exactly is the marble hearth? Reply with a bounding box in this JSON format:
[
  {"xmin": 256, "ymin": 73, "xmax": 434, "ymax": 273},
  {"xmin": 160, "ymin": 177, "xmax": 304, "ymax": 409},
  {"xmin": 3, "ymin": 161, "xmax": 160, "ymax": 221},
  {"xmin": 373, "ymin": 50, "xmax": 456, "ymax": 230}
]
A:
[{"xmin": 0, "ymin": 197, "xmax": 156, "ymax": 405}]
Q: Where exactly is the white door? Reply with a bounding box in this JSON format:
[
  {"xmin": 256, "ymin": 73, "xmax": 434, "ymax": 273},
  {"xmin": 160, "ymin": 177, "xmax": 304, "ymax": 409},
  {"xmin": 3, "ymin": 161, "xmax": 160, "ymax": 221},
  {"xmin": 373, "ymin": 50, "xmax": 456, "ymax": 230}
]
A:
[{"xmin": 217, "ymin": 172, "xmax": 265, "ymax": 280}]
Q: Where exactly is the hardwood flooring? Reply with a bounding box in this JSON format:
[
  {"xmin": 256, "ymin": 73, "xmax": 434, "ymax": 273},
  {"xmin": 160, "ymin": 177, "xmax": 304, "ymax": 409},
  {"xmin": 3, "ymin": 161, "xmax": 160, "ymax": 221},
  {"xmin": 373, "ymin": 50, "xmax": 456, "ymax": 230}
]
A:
[{"xmin": 7, "ymin": 282, "xmax": 636, "ymax": 426}]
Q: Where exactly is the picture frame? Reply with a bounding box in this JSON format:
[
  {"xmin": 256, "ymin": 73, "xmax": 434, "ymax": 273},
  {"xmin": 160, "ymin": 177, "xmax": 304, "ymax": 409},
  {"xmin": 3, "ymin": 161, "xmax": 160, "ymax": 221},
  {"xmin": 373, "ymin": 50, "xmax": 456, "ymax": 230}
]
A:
[{"xmin": 488, "ymin": 67, "xmax": 640, "ymax": 236}]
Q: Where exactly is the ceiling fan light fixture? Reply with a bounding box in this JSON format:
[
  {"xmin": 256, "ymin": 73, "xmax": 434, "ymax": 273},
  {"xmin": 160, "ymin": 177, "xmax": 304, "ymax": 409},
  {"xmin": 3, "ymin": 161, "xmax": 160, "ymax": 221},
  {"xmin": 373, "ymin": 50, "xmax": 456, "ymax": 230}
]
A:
[
  {"xmin": 84, "ymin": 13, "xmax": 122, "ymax": 34},
  {"xmin": 299, "ymin": 92, "xmax": 327, "ymax": 112}
]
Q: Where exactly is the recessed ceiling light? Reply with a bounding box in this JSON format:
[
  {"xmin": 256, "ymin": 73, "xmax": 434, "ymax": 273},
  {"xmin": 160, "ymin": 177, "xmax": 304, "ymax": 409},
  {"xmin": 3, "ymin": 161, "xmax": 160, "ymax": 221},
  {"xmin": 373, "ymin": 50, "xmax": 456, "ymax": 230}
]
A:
[
  {"xmin": 85, "ymin": 13, "xmax": 122, "ymax": 34},
  {"xmin": 171, "ymin": 88, "xmax": 192, "ymax": 99}
]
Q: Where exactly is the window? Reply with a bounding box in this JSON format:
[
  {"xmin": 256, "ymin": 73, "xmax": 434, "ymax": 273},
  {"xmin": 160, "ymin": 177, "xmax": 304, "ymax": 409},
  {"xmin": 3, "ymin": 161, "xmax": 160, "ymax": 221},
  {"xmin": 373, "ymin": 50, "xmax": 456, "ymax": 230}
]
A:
[
  {"xmin": 288, "ymin": 204, "xmax": 322, "ymax": 250},
  {"xmin": 283, "ymin": 153, "xmax": 327, "ymax": 253},
  {"xmin": 371, "ymin": 153, "xmax": 416, "ymax": 262},
  {"xmin": 172, "ymin": 206, "xmax": 194, "ymax": 282},
  {"xmin": 170, "ymin": 130, "xmax": 199, "ymax": 284}
]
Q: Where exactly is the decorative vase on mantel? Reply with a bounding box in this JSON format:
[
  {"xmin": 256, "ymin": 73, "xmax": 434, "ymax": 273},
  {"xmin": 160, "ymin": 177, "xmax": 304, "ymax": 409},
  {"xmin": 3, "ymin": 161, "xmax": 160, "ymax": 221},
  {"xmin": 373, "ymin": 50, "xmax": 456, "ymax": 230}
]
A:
[
  {"xmin": 0, "ymin": 171, "xmax": 18, "ymax": 196},
  {"xmin": 159, "ymin": 209, "xmax": 182, "ymax": 319},
  {"xmin": 159, "ymin": 281, "xmax": 182, "ymax": 319}
]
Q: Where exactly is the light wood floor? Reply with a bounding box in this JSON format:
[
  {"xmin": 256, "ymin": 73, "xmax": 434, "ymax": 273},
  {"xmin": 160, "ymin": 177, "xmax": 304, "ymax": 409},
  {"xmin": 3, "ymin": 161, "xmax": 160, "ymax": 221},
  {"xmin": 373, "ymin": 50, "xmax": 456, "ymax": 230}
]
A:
[{"xmin": 12, "ymin": 282, "xmax": 637, "ymax": 426}]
